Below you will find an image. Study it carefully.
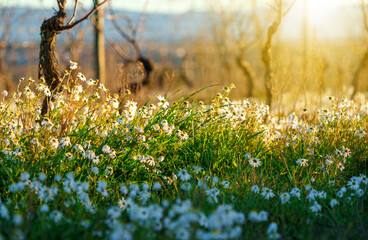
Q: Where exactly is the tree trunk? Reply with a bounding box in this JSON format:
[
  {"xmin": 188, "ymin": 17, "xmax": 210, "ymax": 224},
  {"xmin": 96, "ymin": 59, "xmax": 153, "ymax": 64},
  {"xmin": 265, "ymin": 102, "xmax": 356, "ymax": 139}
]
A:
[
  {"xmin": 236, "ymin": 57, "xmax": 255, "ymax": 98},
  {"xmin": 94, "ymin": 0, "xmax": 106, "ymax": 88},
  {"xmin": 351, "ymin": 49, "xmax": 368, "ymax": 99},
  {"xmin": 39, "ymin": 5, "xmax": 67, "ymax": 114}
]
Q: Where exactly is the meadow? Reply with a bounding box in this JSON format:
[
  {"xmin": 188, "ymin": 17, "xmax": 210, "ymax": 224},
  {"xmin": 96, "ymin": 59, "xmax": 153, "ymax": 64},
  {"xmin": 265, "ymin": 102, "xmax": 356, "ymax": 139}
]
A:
[{"xmin": 0, "ymin": 63, "xmax": 367, "ymax": 240}]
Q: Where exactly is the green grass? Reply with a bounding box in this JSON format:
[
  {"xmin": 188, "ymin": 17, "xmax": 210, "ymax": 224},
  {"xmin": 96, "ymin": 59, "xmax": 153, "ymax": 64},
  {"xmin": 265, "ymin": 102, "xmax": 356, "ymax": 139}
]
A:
[{"xmin": 0, "ymin": 71, "xmax": 367, "ymax": 240}]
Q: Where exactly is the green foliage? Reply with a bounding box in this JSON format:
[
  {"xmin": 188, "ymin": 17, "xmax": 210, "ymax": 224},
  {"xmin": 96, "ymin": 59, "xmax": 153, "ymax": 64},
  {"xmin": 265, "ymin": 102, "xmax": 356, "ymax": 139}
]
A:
[{"xmin": 0, "ymin": 68, "xmax": 367, "ymax": 239}]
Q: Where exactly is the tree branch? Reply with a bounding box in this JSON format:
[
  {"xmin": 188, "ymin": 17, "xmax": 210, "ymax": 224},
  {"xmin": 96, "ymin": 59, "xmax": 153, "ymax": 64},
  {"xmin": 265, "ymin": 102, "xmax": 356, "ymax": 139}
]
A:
[
  {"xmin": 362, "ymin": 0, "xmax": 368, "ymax": 32},
  {"xmin": 66, "ymin": 0, "xmax": 79, "ymax": 26},
  {"xmin": 57, "ymin": 0, "xmax": 110, "ymax": 31}
]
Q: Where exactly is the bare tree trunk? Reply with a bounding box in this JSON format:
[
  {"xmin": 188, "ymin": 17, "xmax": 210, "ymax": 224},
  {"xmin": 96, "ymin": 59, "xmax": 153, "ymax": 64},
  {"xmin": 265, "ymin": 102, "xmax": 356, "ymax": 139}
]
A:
[
  {"xmin": 94, "ymin": 0, "xmax": 106, "ymax": 87},
  {"xmin": 261, "ymin": 0, "xmax": 295, "ymax": 109},
  {"xmin": 262, "ymin": 21, "xmax": 278, "ymax": 109},
  {"xmin": 351, "ymin": 49, "xmax": 368, "ymax": 99},
  {"xmin": 236, "ymin": 57, "xmax": 255, "ymax": 98},
  {"xmin": 38, "ymin": 0, "xmax": 109, "ymax": 115},
  {"xmin": 39, "ymin": 4, "xmax": 67, "ymax": 115}
]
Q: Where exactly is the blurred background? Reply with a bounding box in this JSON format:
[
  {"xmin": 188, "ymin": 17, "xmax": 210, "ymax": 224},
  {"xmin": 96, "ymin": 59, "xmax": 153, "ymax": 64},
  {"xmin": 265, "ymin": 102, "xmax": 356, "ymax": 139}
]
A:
[{"xmin": 0, "ymin": 0, "xmax": 367, "ymax": 114}]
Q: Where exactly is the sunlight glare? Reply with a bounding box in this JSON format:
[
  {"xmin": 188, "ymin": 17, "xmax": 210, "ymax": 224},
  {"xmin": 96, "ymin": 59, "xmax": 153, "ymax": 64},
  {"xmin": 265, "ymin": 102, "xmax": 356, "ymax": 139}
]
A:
[{"xmin": 305, "ymin": 0, "xmax": 331, "ymax": 23}]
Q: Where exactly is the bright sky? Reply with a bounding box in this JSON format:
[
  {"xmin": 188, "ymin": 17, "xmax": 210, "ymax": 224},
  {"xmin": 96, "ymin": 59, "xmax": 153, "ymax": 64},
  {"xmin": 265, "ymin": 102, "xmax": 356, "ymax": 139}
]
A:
[
  {"xmin": 1, "ymin": 0, "xmax": 364, "ymax": 40},
  {"xmin": 2, "ymin": 0, "xmax": 360, "ymax": 13},
  {"xmin": 1, "ymin": 0, "xmax": 206, "ymax": 13}
]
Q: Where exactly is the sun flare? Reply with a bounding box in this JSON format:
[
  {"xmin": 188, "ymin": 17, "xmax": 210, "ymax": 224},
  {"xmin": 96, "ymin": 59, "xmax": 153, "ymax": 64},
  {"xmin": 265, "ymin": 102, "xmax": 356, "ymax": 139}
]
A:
[{"xmin": 299, "ymin": 0, "xmax": 345, "ymax": 38}]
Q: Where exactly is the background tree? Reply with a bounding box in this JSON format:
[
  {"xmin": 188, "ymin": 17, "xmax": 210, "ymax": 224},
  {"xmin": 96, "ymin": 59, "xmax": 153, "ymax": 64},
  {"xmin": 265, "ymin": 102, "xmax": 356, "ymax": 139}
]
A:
[
  {"xmin": 106, "ymin": 3, "xmax": 155, "ymax": 94},
  {"xmin": 210, "ymin": 0, "xmax": 259, "ymax": 98},
  {"xmin": 39, "ymin": 0, "xmax": 109, "ymax": 114},
  {"xmin": 261, "ymin": 0, "xmax": 295, "ymax": 109},
  {"xmin": 94, "ymin": 0, "xmax": 106, "ymax": 88},
  {"xmin": 0, "ymin": 7, "xmax": 13, "ymax": 92},
  {"xmin": 351, "ymin": 0, "xmax": 368, "ymax": 99}
]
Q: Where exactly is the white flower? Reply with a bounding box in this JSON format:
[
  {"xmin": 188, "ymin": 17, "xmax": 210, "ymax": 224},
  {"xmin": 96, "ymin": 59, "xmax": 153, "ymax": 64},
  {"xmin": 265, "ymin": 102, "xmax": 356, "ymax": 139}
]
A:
[
  {"xmin": 84, "ymin": 150, "xmax": 96, "ymax": 160},
  {"xmin": 38, "ymin": 173, "xmax": 47, "ymax": 182},
  {"xmin": 249, "ymin": 158, "xmax": 262, "ymax": 167},
  {"xmin": 105, "ymin": 166, "xmax": 113, "ymax": 176},
  {"xmin": 110, "ymin": 98, "xmax": 119, "ymax": 109},
  {"xmin": 86, "ymin": 79, "xmax": 95, "ymax": 86},
  {"xmin": 310, "ymin": 201, "xmax": 322, "ymax": 213},
  {"xmin": 267, "ymin": 222, "xmax": 281, "ymax": 239},
  {"xmin": 221, "ymin": 181, "xmax": 230, "ymax": 188},
  {"xmin": 49, "ymin": 210, "xmax": 63, "ymax": 223},
  {"xmin": 99, "ymin": 83, "xmax": 107, "ymax": 92},
  {"xmin": 49, "ymin": 138, "xmax": 59, "ymax": 150},
  {"xmin": 2, "ymin": 90, "xmax": 8, "ymax": 97},
  {"xmin": 59, "ymin": 137, "xmax": 71, "ymax": 148},
  {"xmin": 306, "ymin": 189, "xmax": 317, "ymax": 202},
  {"xmin": 40, "ymin": 204, "xmax": 49, "ymax": 213},
  {"xmin": 360, "ymin": 174, "xmax": 368, "ymax": 185},
  {"xmin": 77, "ymin": 73, "xmax": 86, "ymax": 81},
  {"xmin": 157, "ymin": 95, "xmax": 169, "ymax": 109},
  {"xmin": 290, "ymin": 187, "xmax": 301, "ymax": 199},
  {"xmin": 296, "ymin": 158, "xmax": 308, "ymax": 167},
  {"xmin": 96, "ymin": 180, "xmax": 108, "ymax": 197},
  {"xmin": 102, "ymin": 145, "xmax": 111, "ymax": 154},
  {"xmin": 251, "ymin": 185, "xmax": 260, "ymax": 194},
  {"xmin": 280, "ymin": 192, "xmax": 290, "ymax": 204},
  {"xmin": 192, "ymin": 166, "xmax": 203, "ymax": 173},
  {"xmin": 118, "ymin": 197, "xmax": 127, "ymax": 209},
  {"xmin": 13, "ymin": 214, "xmax": 23, "ymax": 226},
  {"xmin": 177, "ymin": 169, "xmax": 191, "ymax": 181},
  {"xmin": 0, "ymin": 204, "xmax": 9, "ymax": 220},
  {"xmin": 261, "ymin": 187, "xmax": 275, "ymax": 200},
  {"xmin": 107, "ymin": 206, "xmax": 122, "ymax": 219},
  {"xmin": 70, "ymin": 60, "xmax": 78, "ymax": 70},
  {"xmin": 248, "ymin": 210, "xmax": 268, "ymax": 222},
  {"xmin": 54, "ymin": 175, "xmax": 62, "ymax": 182},
  {"xmin": 152, "ymin": 182, "xmax": 161, "ymax": 191},
  {"xmin": 175, "ymin": 227, "xmax": 190, "ymax": 240},
  {"xmin": 181, "ymin": 182, "xmax": 192, "ymax": 191},
  {"xmin": 44, "ymin": 88, "xmax": 51, "ymax": 97},
  {"xmin": 330, "ymin": 199, "xmax": 339, "ymax": 208},
  {"xmin": 120, "ymin": 184, "xmax": 128, "ymax": 195},
  {"xmin": 91, "ymin": 166, "xmax": 99, "ymax": 175},
  {"xmin": 20, "ymin": 172, "xmax": 30, "ymax": 181},
  {"xmin": 347, "ymin": 178, "xmax": 360, "ymax": 190}
]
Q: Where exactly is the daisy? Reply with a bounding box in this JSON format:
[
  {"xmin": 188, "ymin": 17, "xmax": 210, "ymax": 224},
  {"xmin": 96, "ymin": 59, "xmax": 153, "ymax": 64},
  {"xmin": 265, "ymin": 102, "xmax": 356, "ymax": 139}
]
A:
[
  {"xmin": 177, "ymin": 169, "xmax": 191, "ymax": 181},
  {"xmin": 69, "ymin": 60, "xmax": 78, "ymax": 70},
  {"xmin": 251, "ymin": 185, "xmax": 260, "ymax": 194},
  {"xmin": 261, "ymin": 187, "xmax": 275, "ymax": 200},
  {"xmin": 249, "ymin": 158, "xmax": 262, "ymax": 168},
  {"xmin": 347, "ymin": 179, "xmax": 360, "ymax": 190},
  {"xmin": 280, "ymin": 192, "xmax": 290, "ymax": 204},
  {"xmin": 157, "ymin": 95, "xmax": 169, "ymax": 109},
  {"xmin": 360, "ymin": 174, "xmax": 368, "ymax": 185},
  {"xmin": 267, "ymin": 222, "xmax": 281, "ymax": 239},
  {"xmin": 290, "ymin": 187, "xmax": 301, "ymax": 199},
  {"xmin": 181, "ymin": 182, "xmax": 192, "ymax": 191},
  {"xmin": 310, "ymin": 201, "xmax": 322, "ymax": 213},
  {"xmin": 152, "ymin": 182, "xmax": 162, "ymax": 191},
  {"xmin": 330, "ymin": 199, "xmax": 339, "ymax": 208},
  {"xmin": 296, "ymin": 158, "xmax": 308, "ymax": 167}
]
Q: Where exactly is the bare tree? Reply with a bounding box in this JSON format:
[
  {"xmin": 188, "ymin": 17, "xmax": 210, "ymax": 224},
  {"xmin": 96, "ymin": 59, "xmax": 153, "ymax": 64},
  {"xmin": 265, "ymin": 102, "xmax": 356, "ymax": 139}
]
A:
[
  {"xmin": 351, "ymin": 0, "xmax": 368, "ymax": 99},
  {"xmin": 0, "ymin": 7, "xmax": 16, "ymax": 92},
  {"xmin": 57, "ymin": 25, "xmax": 88, "ymax": 78},
  {"xmin": 39, "ymin": 0, "xmax": 109, "ymax": 114},
  {"xmin": 209, "ymin": 0, "xmax": 267, "ymax": 98},
  {"xmin": 106, "ymin": 4, "xmax": 155, "ymax": 94},
  {"xmin": 261, "ymin": 0, "xmax": 295, "ymax": 109}
]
